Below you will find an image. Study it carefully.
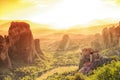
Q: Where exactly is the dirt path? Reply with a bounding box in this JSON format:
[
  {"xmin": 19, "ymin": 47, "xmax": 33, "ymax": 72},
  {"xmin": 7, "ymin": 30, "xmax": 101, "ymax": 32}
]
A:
[{"xmin": 36, "ymin": 66, "xmax": 77, "ymax": 80}]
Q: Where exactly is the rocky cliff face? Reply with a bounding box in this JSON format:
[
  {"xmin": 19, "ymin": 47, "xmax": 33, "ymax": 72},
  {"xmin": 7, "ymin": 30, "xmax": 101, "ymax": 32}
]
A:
[
  {"xmin": 8, "ymin": 22, "xmax": 37, "ymax": 63},
  {"xmin": 91, "ymin": 21, "xmax": 120, "ymax": 50},
  {"xmin": 79, "ymin": 48, "xmax": 114, "ymax": 75},
  {"xmin": 0, "ymin": 35, "xmax": 12, "ymax": 68},
  {"xmin": 0, "ymin": 22, "xmax": 45, "ymax": 68},
  {"xmin": 91, "ymin": 33, "xmax": 102, "ymax": 51},
  {"xmin": 34, "ymin": 39, "xmax": 45, "ymax": 60},
  {"xmin": 57, "ymin": 34, "xmax": 70, "ymax": 51},
  {"xmin": 102, "ymin": 22, "xmax": 120, "ymax": 49}
]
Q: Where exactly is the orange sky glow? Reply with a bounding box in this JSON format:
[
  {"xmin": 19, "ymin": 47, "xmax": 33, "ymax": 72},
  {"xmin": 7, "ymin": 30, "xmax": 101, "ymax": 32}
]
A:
[{"xmin": 0, "ymin": 0, "xmax": 120, "ymax": 29}]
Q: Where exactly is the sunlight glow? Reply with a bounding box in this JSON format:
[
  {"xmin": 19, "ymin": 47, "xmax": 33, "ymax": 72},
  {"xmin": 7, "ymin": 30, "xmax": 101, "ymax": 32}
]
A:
[
  {"xmin": 29, "ymin": 0, "xmax": 120, "ymax": 29},
  {"xmin": 1, "ymin": 0, "xmax": 120, "ymax": 29}
]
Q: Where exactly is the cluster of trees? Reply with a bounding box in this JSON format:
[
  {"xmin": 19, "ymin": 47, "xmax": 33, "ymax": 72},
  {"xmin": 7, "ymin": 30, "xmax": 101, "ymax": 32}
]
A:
[{"xmin": 46, "ymin": 61, "xmax": 120, "ymax": 80}]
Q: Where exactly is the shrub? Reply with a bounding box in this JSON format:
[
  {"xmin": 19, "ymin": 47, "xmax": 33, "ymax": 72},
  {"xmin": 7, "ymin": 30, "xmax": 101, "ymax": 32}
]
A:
[{"xmin": 90, "ymin": 61, "xmax": 120, "ymax": 80}]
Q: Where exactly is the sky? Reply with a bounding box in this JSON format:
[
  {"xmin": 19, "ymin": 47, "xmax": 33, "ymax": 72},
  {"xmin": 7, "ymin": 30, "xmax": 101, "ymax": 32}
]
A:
[{"xmin": 0, "ymin": 0, "xmax": 120, "ymax": 29}]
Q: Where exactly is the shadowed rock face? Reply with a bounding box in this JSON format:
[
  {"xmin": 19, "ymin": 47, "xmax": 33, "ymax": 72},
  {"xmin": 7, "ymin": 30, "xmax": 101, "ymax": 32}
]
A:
[
  {"xmin": 102, "ymin": 27, "xmax": 110, "ymax": 48},
  {"xmin": 0, "ymin": 35, "xmax": 12, "ymax": 68},
  {"xmin": 8, "ymin": 22, "xmax": 36, "ymax": 63},
  {"xmin": 90, "ymin": 21, "xmax": 120, "ymax": 50},
  {"xmin": 79, "ymin": 48, "xmax": 114, "ymax": 75},
  {"xmin": 102, "ymin": 22, "xmax": 120, "ymax": 49},
  {"xmin": 0, "ymin": 22, "xmax": 44, "ymax": 68},
  {"xmin": 34, "ymin": 39, "xmax": 44, "ymax": 55},
  {"xmin": 34, "ymin": 39, "xmax": 45, "ymax": 60},
  {"xmin": 91, "ymin": 33, "xmax": 102, "ymax": 51},
  {"xmin": 58, "ymin": 34, "xmax": 70, "ymax": 51}
]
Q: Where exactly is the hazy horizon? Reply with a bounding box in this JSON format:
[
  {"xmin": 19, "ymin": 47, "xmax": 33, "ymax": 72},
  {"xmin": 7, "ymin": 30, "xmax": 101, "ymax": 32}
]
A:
[{"xmin": 1, "ymin": 0, "xmax": 120, "ymax": 29}]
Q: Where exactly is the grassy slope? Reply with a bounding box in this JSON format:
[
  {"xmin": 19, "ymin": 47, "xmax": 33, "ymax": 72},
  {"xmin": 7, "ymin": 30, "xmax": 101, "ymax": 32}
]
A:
[{"xmin": 36, "ymin": 66, "xmax": 77, "ymax": 80}]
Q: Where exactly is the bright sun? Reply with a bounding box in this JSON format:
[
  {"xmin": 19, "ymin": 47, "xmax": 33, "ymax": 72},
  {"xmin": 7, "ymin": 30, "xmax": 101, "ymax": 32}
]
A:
[
  {"xmin": 1, "ymin": 0, "xmax": 120, "ymax": 29},
  {"xmin": 29, "ymin": 0, "xmax": 120, "ymax": 29}
]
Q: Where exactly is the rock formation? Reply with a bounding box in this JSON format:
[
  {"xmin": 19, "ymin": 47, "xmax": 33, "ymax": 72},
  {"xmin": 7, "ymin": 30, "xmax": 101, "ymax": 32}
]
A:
[
  {"xmin": 91, "ymin": 33, "xmax": 102, "ymax": 50},
  {"xmin": 0, "ymin": 35, "xmax": 12, "ymax": 68},
  {"xmin": 34, "ymin": 39, "xmax": 45, "ymax": 60},
  {"xmin": 8, "ymin": 22, "xmax": 40, "ymax": 64},
  {"xmin": 79, "ymin": 48, "xmax": 114, "ymax": 75},
  {"xmin": 91, "ymin": 21, "xmax": 120, "ymax": 49},
  {"xmin": 57, "ymin": 34, "xmax": 70, "ymax": 51},
  {"xmin": 102, "ymin": 21, "xmax": 120, "ymax": 49}
]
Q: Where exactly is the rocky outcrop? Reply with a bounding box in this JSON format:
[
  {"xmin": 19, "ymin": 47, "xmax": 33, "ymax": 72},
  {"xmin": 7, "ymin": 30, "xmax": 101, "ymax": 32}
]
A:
[
  {"xmin": 0, "ymin": 22, "xmax": 45, "ymax": 68},
  {"xmin": 90, "ymin": 57, "xmax": 113, "ymax": 70},
  {"xmin": 0, "ymin": 22, "xmax": 44, "ymax": 68},
  {"xmin": 102, "ymin": 27, "xmax": 110, "ymax": 48},
  {"xmin": 91, "ymin": 21, "xmax": 120, "ymax": 49},
  {"xmin": 8, "ymin": 22, "xmax": 41, "ymax": 64},
  {"xmin": 34, "ymin": 39, "xmax": 45, "ymax": 60},
  {"xmin": 79, "ymin": 48, "xmax": 114, "ymax": 75},
  {"xmin": 102, "ymin": 21, "xmax": 120, "ymax": 49},
  {"xmin": 0, "ymin": 35, "xmax": 12, "ymax": 68},
  {"xmin": 91, "ymin": 33, "xmax": 102, "ymax": 51},
  {"xmin": 57, "ymin": 34, "xmax": 70, "ymax": 51},
  {"xmin": 79, "ymin": 48, "xmax": 98, "ymax": 69}
]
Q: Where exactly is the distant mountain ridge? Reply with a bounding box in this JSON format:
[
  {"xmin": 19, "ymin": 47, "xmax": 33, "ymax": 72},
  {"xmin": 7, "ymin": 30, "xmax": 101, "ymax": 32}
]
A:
[
  {"xmin": 68, "ymin": 23, "xmax": 118, "ymax": 34},
  {"xmin": 0, "ymin": 20, "xmax": 54, "ymax": 35},
  {"xmin": 0, "ymin": 20, "xmax": 119, "ymax": 35},
  {"xmin": 0, "ymin": 20, "xmax": 52, "ymax": 30}
]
